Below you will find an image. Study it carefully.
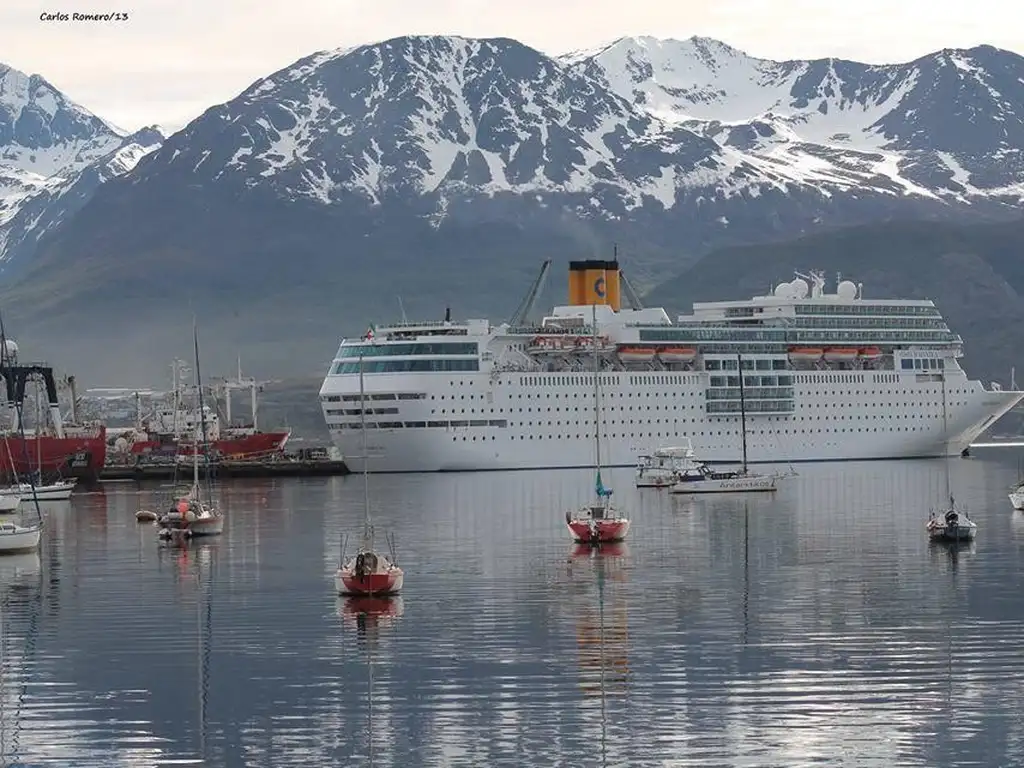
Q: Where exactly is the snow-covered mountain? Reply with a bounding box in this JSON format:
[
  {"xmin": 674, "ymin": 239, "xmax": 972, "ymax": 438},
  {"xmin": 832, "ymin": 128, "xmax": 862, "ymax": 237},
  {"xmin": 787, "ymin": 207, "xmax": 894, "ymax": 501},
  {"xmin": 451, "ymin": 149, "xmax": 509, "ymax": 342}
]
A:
[
  {"xmin": 0, "ymin": 63, "xmax": 163, "ymax": 269},
  {"xmin": 125, "ymin": 34, "xmax": 1024, "ymax": 222},
  {"xmin": 563, "ymin": 36, "xmax": 1024, "ymax": 203}
]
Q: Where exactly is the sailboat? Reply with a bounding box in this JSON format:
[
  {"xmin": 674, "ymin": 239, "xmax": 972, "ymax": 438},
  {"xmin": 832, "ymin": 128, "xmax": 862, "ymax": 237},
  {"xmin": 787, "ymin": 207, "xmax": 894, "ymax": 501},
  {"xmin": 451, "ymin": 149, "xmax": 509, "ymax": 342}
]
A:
[
  {"xmin": 0, "ymin": 316, "xmax": 42, "ymax": 553},
  {"xmin": 157, "ymin": 322, "xmax": 224, "ymax": 539},
  {"xmin": 670, "ymin": 353, "xmax": 779, "ymax": 494},
  {"xmin": 335, "ymin": 349, "xmax": 403, "ymax": 597},
  {"xmin": 0, "ymin": 392, "xmax": 75, "ymax": 507},
  {"xmin": 1008, "ymin": 459, "xmax": 1024, "ymax": 510},
  {"xmin": 565, "ymin": 305, "xmax": 630, "ymax": 544},
  {"xmin": 928, "ymin": 371, "xmax": 976, "ymax": 542}
]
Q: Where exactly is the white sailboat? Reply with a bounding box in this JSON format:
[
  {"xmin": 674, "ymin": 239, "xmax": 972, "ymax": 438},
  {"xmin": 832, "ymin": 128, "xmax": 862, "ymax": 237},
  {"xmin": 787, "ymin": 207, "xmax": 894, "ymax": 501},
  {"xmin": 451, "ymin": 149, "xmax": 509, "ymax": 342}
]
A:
[
  {"xmin": 157, "ymin": 322, "xmax": 224, "ymax": 539},
  {"xmin": 335, "ymin": 349, "xmax": 403, "ymax": 596},
  {"xmin": 565, "ymin": 305, "xmax": 630, "ymax": 544},
  {"xmin": 670, "ymin": 353, "xmax": 780, "ymax": 494},
  {"xmin": 0, "ymin": 319, "xmax": 42, "ymax": 553},
  {"xmin": 928, "ymin": 371, "xmax": 976, "ymax": 542}
]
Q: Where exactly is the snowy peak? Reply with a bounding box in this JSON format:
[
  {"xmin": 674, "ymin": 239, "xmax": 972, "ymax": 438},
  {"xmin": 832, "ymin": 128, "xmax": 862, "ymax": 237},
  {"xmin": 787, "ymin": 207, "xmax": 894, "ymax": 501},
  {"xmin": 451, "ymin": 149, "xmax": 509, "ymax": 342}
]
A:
[
  {"xmin": 0, "ymin": 63, "xmax": 126, "ymax": 178},
  {"xmin": 566, "ymin": 37, "xmax": 1024, "ymax": 155},
  {"xmin": 0, "ymin": 66, "xmax": 163, "ymax": 268},
  {"xmin": 142, "ymin": 34, "xmax": 722, "ymax": 210}
]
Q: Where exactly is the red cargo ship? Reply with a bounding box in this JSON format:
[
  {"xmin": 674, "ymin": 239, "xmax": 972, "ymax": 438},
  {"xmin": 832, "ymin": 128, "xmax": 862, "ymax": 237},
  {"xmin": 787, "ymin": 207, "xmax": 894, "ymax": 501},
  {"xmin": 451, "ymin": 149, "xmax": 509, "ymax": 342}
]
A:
[
  {"xmin": 106, "ymin": 358, "xmax": 290, "ymax": 461},
  {"xmin": 0, "ymin": 340, "xmax": 107, "ymax": 482}
]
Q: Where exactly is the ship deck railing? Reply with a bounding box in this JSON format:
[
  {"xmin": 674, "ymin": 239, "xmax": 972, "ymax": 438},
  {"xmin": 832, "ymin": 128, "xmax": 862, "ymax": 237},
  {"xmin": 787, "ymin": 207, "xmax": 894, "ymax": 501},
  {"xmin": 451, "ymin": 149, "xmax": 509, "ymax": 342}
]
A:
[{"xmin": 507, "ymin": 325, "xmax": 596, "ymax": 336}]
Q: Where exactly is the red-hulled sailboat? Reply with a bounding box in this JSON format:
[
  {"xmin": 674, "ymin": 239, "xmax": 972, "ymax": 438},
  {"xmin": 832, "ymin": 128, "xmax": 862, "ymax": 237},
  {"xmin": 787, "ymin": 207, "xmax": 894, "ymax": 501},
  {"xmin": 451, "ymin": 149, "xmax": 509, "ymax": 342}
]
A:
[
  {"xmin": 0, "ymin": 339, "xmax": 106, "ymax": 483},
  {"xmin": 566, "ymin": 304, "xmax": 630, "ymax": 545},
  {"xmin": 335, "ymin": 348, "xmax": 403, "ymax": 597}
]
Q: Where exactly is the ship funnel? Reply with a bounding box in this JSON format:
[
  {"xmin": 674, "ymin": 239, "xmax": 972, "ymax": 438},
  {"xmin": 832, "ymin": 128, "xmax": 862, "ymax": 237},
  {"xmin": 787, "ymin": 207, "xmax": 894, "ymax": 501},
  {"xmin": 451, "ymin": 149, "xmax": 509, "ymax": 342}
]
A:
[{"xmin": 568, "ymin": 259, "xmax": 620, "ymax": 311}]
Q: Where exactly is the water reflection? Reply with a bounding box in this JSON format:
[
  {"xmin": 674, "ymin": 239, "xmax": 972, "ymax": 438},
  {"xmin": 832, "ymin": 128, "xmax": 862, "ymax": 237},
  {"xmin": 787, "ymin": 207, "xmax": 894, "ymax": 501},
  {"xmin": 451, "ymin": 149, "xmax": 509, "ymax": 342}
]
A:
[{"xmin": 1, "ymin": 455, "xmax": 1024, "ymax": 765}]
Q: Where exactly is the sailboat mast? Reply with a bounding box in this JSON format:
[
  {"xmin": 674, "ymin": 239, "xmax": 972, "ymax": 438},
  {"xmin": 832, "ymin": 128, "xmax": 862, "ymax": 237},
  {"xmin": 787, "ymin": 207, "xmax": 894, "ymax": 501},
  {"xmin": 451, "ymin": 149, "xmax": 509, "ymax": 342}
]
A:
[
  {"xmin": 737, "ymin": 353, "xmax": 748, "ymax": 474},
  {"xmin": 193, "ymin": 321, "xmax": 211, "ymax": 500},
  {"xmin": 592, "ymin": 304, "xmax": 602, "ymax": 482},
  {"xmin": 34, "ymin": 385, "xmax": 41, "ymax": 479},
  {"xmin": 359, "ymin": 351, "xmax": 371, "ymax": 543},
  {"xmin": 942, "ymin": 369, "xmax": 952, "ymax": 504}
]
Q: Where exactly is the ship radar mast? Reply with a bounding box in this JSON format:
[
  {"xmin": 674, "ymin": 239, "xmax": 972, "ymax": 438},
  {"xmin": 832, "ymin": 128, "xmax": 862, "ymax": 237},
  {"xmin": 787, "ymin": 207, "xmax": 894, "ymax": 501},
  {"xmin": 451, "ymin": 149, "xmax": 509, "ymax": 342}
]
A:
[{"xmin": 794, "ymin": 270, "xmax": 826, "ymax": 298}]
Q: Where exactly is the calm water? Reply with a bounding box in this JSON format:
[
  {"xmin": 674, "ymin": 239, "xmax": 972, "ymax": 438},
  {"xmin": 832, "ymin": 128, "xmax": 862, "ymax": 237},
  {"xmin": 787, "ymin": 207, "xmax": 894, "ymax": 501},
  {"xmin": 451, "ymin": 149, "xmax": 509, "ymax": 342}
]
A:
[{"xmin": 3, "ymin": 450, "xmax": 1024, "ymax": 766}]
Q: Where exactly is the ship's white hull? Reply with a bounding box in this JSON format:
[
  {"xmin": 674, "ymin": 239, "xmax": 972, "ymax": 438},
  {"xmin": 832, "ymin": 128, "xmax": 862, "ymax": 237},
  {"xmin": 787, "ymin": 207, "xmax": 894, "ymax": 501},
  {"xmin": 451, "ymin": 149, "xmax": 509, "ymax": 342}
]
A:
[
  {"xmin": 1010, "ymin": 491, "xmax": 1024, "ymax": 511},
  {"xmin": 321, "ymin": 369, "xmax": 1024, "ymax": 473}
]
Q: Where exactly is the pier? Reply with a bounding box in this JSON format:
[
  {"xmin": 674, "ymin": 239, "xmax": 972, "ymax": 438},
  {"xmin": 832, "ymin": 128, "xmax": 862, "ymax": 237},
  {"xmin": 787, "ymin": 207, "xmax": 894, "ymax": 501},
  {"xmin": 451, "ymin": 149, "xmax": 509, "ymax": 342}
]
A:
[{"xmin": 99, "ymin": 448, "xmax": 350, "ymax": 481}]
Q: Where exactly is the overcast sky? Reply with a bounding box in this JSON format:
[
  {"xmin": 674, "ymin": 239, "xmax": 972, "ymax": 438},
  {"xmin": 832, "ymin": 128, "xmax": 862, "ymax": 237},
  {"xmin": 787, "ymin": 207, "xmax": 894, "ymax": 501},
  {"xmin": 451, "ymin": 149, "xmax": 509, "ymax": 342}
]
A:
[{"xmin": 4, "ymin": 0, "xmax": 1023, "ymax": 134}]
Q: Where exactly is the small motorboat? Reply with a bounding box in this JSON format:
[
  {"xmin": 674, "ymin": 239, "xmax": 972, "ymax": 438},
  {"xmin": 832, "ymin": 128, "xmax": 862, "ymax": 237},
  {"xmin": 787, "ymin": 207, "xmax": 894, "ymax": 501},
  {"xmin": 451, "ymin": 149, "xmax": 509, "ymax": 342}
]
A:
[
  {"xmin": 135, "ymin": 509, "xmax": 158, "ymax": 522},
  {"xmin": 635, "ymin": 444, "xmax": 692, "ymax": 488},
  {"xmin": 1009, "ymin": 481, "xmax": 1024, "ymax": 511},
  {"xmin": 927, "ymin": 507, "xmax": 977, "ymax": 542}
]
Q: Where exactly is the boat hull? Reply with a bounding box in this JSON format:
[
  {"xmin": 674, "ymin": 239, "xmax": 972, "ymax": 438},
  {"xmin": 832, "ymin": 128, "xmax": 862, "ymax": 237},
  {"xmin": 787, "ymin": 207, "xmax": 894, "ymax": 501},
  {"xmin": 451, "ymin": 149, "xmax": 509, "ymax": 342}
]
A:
[
  {"xmin": 0, "ymin": 493, "xmax": 20, "ymax": 512},
  {"xmin": 189, "ymin": 516, "xmax": 225, "ymax": 536},
  {"xmin": 927, "ymin": 524, "xmax": 977, "ymax": 542},
  {"xmin": 129, "ymin": 430, "xmax": 291, "ymax": 460},
  {"xmin": 670, "ymin": 474, "xmax": 778, "ymax": 494},
  {"xmin": 1010, "ymin": 491, "xmax": 1024, "ymax": 511},
  {"xmin": 0, "ymin": 523, "xmax": 41, "ymax": 552},
  {"xmin": 16, "ymin": 480, "xmax": 76, "ymax": 502},
  {"xmin": 566, "ymin": 518, "xmax": 631, "ymax": 544},
  {"xmin": 336, "ymin": 569, "xmax": 404, "ymax": 596},
  {"xmin": 324, "ymin": 378, "xmax": 1023, "ymax": 472},
  {"xmin": 0, "ymin": 429, "xmax": 106, "ymax": 483},
  {"xmin": 636, "ymin": 472, "xmax": 676, "ymax": 488}
]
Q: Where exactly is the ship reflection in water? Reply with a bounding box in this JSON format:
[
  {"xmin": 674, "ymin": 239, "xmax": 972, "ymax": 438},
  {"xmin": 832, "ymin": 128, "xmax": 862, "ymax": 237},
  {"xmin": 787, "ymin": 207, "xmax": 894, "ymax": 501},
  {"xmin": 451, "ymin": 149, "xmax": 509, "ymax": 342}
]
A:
[{"xmin": 2, "ymin": 456, "xmax": 1024, "ymax": 765}]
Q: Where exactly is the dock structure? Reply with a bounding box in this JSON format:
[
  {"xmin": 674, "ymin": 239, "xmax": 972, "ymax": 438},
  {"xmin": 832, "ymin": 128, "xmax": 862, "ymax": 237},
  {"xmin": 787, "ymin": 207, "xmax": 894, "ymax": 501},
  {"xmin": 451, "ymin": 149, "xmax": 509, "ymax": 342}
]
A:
[{"xmin": 99, "ymin": 447, "xmax": 349, "ymax": 481}]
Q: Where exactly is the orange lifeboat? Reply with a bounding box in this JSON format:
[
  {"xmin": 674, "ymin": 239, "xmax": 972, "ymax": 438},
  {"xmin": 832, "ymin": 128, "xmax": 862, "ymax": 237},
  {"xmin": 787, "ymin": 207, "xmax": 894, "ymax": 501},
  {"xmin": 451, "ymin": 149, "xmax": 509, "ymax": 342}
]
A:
[
  {"xmin": 823, "ymin": 347, "xmax": 860, "ymax": 363},
  {"xmin": 658, "ymin": 346, "xmax": 697, "ymax": 364},
  {"xmin": 859, "ymin": 346, "xmax": 883, "ymax": 360},
  {"xmin": 787, "ymin": 346, "xmax": 823, "ymax": 362},
  {"xmin": 617, "ymin": 345, "xmax": 657, "ymax": 363}
]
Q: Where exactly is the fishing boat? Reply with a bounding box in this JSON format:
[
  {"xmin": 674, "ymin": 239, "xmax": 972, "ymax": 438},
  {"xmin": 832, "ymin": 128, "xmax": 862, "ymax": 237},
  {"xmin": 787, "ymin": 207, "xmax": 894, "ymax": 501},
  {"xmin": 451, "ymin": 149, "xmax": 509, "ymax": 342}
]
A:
[
  {"xmin": 0, "ymin": 318, "xmax": 43, "ymax": 553},
  {"xmin": 566, "ymin": 305, "xmax": 630, "ymax": 545},
  {"xmin": 928, "ymin": 372, "xmax": 977, "ymax": 542},
  {"xmin": 335, "ymin": 349, "xmax": 404, "ymax": 597},
  {"xmin": 669, "ymin": 354, "xmax": 781, "ymax": 494},
  {"xmin": 157, "ymin": 322, "xmax": 224, "ymax": 540}
]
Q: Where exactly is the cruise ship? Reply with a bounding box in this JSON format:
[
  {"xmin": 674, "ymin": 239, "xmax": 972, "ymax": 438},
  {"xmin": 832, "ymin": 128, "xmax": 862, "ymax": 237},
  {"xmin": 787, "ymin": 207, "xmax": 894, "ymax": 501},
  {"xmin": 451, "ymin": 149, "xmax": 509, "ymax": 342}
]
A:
[{"xmin": 319, "ymin": 260, "xmax": 1024, "ymax": 473}]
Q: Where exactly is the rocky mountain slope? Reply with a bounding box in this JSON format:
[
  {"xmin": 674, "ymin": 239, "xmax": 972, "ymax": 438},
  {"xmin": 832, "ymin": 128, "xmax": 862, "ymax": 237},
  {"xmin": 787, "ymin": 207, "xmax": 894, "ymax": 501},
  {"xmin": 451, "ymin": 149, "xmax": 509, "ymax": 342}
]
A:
[{"xmin": 3, "ymin": 35, "xmax": 1023, "ymax": 384}]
